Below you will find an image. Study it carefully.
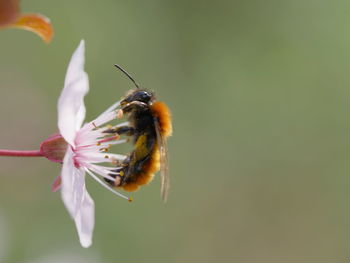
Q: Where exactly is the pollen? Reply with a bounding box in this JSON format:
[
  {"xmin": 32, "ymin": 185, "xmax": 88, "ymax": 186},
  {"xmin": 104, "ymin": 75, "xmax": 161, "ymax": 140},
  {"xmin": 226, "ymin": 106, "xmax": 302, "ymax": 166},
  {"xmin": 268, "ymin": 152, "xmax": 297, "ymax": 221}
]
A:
[
  {"xmin": 114, "ymin": 176, "xmax": 121, "ymax": 187},
  {"xmin": 116, "ymin": 109, "xmax": 123, "ymax": 119},
  {"xmin": 111, "ymin": 158, "xmax": 119, "ymax": 165},
  {"xmin": 100, "ymin": 148, "xmax": 109, "ymax": 152},
  {"xmin": 120, "ymin": 171, "xmax": 124, "ymax": 177}
]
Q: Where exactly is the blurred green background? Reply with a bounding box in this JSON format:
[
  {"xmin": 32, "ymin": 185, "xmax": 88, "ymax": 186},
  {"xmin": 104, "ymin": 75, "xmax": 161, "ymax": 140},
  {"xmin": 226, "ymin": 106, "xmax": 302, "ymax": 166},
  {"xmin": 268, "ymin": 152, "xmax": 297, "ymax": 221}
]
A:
[{"xmin": 1, "ymin": 0, "xmax": 350, "ymax": 262}]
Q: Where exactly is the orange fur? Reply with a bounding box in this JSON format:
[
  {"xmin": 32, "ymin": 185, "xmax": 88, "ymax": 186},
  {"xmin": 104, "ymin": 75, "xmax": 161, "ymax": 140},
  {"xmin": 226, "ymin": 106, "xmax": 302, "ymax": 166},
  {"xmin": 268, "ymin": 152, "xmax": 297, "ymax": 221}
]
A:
[
  {"xmin": 120, "ymin": 101, "xmax": 172, "ymax": 192},
  {"xmin": 122, "ymin": 147, "xmax": 160, "ymax": 192},
  {"xmin": 122, "ymin": 183, "xmax": 140, "ymax": 192},
  {"xmin": 151, "ymin": 101, "xmax": 173, "ymax": 138}
]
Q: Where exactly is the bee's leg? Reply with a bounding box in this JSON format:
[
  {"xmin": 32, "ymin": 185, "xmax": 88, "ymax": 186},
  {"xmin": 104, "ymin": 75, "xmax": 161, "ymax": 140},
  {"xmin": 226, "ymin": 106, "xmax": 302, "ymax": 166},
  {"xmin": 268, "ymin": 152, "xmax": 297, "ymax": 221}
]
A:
[
  {"xmin": 111, "ymin": 164, "xmax": 130, "ymax": 187},
  {"xmin": 103, "ymin": 126, "xmax": 135, "ymax": 136},
  {"xmin": 105, "ymin": 162, "xmax": 129, "ymax": 186}
]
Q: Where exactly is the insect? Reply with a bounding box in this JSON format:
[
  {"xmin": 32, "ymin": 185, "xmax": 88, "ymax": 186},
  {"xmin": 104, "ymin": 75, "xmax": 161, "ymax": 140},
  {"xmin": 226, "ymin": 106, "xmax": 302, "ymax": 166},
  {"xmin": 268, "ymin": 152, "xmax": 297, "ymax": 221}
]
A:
[{"xmin": 104, "ymin": 64, "xmax": 172, "ymax": 202}]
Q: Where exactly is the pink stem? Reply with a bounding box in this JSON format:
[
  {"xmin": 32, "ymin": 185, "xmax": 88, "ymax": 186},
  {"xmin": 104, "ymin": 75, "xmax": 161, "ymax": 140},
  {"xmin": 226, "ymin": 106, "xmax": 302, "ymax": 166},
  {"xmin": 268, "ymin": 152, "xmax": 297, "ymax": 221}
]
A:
[{"xmin": 0, "ymin": 149, "xmax": 43, "ymax": 157}]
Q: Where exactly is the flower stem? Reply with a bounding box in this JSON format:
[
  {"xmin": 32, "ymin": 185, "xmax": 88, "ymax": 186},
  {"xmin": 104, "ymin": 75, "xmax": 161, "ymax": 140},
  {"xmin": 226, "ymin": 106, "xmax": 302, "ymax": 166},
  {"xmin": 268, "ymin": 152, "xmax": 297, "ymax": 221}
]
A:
[{"xmin": 0, "ymin": 149, "xmax": 43, "ymax": 157}]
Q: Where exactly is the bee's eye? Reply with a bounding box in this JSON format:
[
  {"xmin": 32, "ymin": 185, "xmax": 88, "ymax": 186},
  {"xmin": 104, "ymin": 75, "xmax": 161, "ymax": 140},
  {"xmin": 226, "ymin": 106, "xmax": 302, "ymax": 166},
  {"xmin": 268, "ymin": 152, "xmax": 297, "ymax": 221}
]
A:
[{"xmin": 133, "ymin": 91, "xmax": 151, "ymax": 103}]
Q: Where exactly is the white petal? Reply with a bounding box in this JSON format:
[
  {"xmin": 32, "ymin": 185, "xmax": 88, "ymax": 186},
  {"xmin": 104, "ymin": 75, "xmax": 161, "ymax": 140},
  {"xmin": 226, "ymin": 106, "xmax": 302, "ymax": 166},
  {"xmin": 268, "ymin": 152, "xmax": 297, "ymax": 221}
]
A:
[
  {"xmin": 61, "ymin": 148, "xmax": 85, "ymax": 218},
  {"xmin": 74, "ymin": 190, "xmax": 95, "ymax": 248},
  {"xmin": 58, "ymin": 40, "xmax": 89, "ymax": 146}
]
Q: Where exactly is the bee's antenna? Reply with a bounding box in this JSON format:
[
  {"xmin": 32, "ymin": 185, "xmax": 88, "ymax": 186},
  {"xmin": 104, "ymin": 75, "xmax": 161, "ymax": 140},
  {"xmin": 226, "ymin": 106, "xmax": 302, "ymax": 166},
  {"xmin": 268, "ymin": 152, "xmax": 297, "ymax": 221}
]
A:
[{"xmin": 114, "ymin": 64, "xmax": 140, "ymax": 89}]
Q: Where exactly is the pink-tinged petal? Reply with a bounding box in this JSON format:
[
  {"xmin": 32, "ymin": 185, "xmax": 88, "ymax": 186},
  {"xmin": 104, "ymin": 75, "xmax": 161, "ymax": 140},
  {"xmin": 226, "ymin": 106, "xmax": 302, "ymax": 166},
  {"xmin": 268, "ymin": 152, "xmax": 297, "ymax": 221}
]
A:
[
  {"xmin": 51, "ymin": 175, "xmax": 61, "ymax": 192},
  {"xmin": 58, "ymin": 40, "xmax": 89, "ymax": 146},
  {"xmin": 61, "ymin": 147, "xmax": 85, "ymax": 218},
  {"xmin": 74, "ymin": 190, "xmax": 95, "ymax": 248}
]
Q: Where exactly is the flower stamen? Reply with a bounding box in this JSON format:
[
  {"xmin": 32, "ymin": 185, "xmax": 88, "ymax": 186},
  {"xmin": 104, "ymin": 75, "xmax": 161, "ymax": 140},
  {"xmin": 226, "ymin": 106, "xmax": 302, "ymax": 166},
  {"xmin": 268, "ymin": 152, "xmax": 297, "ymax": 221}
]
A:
[{"xmin": 84, "ymin": 168, "xmax": 130, "ymax": 201}]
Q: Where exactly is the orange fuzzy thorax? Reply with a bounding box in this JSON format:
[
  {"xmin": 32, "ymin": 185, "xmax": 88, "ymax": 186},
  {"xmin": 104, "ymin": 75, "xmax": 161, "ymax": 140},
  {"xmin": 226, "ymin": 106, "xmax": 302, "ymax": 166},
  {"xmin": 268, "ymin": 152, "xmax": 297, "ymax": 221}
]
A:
[{"xmin": 151, "ymin": 101, "xmax": 173, "ymax": 138}]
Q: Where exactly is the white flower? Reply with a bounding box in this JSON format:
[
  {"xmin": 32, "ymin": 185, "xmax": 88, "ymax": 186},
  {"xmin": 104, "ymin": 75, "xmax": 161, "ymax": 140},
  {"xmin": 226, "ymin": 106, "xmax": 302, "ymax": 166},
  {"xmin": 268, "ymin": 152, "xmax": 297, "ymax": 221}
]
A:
[{"xmin": 57, "ymin": 40, "xmax": 130, "ymax": 248}]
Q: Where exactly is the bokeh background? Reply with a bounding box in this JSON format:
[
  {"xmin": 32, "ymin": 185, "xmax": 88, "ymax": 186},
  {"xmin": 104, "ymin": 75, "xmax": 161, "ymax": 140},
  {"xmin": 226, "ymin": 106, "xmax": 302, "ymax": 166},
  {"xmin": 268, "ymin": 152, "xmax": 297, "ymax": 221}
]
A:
[{"xmin": 0, "ymin": 0, "xmax": 350, "ymax": 262}]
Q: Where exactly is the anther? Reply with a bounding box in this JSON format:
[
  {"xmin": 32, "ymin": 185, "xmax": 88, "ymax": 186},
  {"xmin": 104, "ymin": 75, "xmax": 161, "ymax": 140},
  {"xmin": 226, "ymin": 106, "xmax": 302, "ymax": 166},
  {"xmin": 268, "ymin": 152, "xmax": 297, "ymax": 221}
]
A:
[
  {"xmin": 117, "ymin": 109, "xmax": 123, "ymax": 119},
  {"xmin": 114, "ymin": 176, "xmax": 121, "ymax": 186},
  {"xmin": 128, "ymin": 197, "xmax": 133, "ymax": 202},
  {"xmin": 111, "ymin": 158, "xmax": 119, "ymax": 165}
]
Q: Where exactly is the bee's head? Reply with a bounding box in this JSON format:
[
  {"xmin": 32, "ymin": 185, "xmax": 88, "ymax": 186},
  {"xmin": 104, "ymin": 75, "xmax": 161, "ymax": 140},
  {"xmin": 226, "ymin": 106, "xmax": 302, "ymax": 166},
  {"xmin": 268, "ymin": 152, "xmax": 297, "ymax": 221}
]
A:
[
  {"xmin": 119, "ymin": 90, "xmax": 154, "ymax": 115},
  {"xmin": 121, "ymin": 90, "xmax": 153, "ymax": 106}
]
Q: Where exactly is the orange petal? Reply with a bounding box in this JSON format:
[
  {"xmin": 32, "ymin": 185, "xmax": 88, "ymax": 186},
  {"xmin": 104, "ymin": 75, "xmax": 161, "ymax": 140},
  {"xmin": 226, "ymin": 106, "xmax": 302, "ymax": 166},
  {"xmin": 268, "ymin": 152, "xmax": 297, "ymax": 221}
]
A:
[
  {"xmin": 10, "ymin": 13, "xmax": 54, "ymax": 43},
  {"xmin": 0, "ymin": 0, "xmax": 19, "ymax": 27}
]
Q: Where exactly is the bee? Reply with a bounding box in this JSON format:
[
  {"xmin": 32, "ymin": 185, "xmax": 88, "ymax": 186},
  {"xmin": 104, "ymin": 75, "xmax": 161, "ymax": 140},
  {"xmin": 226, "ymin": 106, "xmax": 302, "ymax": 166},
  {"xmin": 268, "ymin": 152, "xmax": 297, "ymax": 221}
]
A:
[{"xmin": 104, "ymin": 65, "xmax": 172, "ymax": 201}]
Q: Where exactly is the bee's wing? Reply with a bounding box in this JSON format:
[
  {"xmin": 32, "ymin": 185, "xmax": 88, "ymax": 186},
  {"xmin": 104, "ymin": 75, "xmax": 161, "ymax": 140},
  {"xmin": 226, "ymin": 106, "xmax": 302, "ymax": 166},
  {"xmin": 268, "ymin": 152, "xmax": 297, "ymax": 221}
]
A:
[{"xmin": 154, "ymin": 118, "xmax": 170, "ymax": 202}]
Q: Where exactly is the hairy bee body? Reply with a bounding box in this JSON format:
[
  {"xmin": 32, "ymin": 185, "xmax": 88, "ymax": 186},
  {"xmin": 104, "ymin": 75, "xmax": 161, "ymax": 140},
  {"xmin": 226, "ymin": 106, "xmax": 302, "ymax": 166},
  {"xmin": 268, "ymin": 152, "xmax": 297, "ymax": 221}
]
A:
[{"xmin": 106, "ymin": 90, "xmax": 172, "ymax": 196}]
